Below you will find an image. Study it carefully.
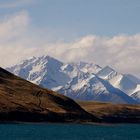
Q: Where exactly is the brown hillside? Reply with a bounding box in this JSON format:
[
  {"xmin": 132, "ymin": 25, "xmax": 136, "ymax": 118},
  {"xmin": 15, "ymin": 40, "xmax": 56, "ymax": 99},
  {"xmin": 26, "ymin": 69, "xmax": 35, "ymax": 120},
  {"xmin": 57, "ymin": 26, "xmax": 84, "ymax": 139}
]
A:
[
  {"xmin": 0, "ymin": 67, "xmax": 97, "ymax": 123},
  {"xmin": 78, "ymin": 101, "xmax": 140, "ymax": 123}
]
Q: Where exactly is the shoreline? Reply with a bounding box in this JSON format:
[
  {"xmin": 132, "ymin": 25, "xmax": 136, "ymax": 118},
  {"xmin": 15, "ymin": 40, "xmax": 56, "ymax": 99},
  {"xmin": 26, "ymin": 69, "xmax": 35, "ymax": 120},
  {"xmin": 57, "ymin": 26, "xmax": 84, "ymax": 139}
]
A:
[{"xmin": 0, "ymin": 121, "xmax": 140, "ymax": 126}]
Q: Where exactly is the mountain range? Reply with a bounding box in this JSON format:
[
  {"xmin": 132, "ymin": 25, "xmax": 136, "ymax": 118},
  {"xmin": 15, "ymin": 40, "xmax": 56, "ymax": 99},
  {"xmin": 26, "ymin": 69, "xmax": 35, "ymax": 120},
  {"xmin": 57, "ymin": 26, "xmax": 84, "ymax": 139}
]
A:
[
  {"xmin": 0, "ymin": 67, "xmax": 140, "ymax": 123},
  {"xmin": 7, "ymin": 55, "xmax": 140, "ymax": 104}
]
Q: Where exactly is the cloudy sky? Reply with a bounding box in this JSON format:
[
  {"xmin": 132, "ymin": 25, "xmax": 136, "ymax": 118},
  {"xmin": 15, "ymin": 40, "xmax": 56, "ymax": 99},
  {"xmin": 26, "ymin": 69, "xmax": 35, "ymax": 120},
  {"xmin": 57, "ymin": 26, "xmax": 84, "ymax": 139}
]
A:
[{"xmin": 0, "ymin": 0, "xmax": 140, "ymax": 77}]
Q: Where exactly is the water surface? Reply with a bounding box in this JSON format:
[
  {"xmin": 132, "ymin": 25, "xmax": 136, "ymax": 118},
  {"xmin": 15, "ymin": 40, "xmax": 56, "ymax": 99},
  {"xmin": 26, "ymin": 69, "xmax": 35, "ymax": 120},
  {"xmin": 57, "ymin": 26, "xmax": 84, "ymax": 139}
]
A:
[{"xmin": 0, "ymin": 123, "xmax": 139, "ymax": 140}]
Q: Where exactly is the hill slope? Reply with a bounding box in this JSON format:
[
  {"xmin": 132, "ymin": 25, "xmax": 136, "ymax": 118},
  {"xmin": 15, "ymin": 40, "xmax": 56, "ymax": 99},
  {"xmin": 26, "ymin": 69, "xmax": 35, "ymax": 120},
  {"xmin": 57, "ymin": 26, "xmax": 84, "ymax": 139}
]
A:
[
  {"xmin": 0, "ymin": 67, "xmax": 97, "ymax": 123},
  {"xmin": 78, "ymin": 101, "xmax": 140, "ymax": 123}
]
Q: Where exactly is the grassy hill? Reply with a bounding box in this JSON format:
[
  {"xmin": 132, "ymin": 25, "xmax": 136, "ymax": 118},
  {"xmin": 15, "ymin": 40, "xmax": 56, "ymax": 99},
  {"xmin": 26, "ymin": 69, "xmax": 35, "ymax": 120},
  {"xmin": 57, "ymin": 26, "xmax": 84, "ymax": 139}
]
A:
[
  {"xmin": 78, "ymin": 101, "xmax": 140, "ymax": 123},
  {"xmin": 0, "ymin": 67, "xmax": 97, "ymax": 123}
]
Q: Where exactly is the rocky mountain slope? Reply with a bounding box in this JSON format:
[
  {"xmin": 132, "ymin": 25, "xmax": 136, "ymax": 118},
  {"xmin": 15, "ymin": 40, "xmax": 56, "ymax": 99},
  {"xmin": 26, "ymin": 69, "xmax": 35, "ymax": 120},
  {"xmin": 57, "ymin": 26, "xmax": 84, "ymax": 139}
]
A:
[{"xmin": 7, "ymin": 55, "xmax": 140, "ymax": 104}]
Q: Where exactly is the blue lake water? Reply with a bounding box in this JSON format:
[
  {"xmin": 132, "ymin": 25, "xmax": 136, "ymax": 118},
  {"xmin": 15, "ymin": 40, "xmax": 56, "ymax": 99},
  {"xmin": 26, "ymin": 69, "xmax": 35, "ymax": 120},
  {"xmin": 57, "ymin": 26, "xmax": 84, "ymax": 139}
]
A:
[{"xmin": 0, "ymin": 123, "xmax": 139, "ymax": 140}]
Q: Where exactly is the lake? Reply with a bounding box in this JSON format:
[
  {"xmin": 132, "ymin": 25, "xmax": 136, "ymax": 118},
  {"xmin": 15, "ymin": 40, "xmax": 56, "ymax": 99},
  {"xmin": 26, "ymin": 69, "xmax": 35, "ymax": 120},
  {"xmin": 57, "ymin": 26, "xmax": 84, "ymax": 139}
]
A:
[{"xmin": 0, "ymin": 123, "xmax": 139, "ymax": 140}]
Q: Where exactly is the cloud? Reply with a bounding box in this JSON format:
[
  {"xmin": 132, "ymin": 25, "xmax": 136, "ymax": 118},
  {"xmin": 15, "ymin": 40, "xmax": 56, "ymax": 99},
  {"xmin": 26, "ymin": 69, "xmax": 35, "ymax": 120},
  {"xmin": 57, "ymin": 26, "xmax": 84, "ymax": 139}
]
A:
[
  {"xmin": 0, "ymin": 11, "xmax": 32, "ymax": 66},
  {"xmin": 0, "ymin": 11, "xmax": 29, "ymax": 40},
  {"xmin": 0, "ymin": 11, "xmax": 140, "ymax": 78},
  {"xmin": 0, "ymin": 0, "xmax": 34, "ymax": 8}
]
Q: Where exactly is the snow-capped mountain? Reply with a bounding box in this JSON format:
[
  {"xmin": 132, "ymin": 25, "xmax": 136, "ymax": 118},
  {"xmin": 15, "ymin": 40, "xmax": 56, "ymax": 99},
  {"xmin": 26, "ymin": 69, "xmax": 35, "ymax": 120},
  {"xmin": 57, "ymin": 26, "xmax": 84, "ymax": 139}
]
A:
[{"xmin": 7, "ymin": 55, "xmax": 140, "ymax": 104}]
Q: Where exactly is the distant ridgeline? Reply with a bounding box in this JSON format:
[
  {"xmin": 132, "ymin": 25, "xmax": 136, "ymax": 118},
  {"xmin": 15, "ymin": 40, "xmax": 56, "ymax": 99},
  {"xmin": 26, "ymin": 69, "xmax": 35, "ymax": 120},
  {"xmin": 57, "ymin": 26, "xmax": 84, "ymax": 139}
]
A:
[{"xmin": 7, "ymin": 55, "xmax": 140, "ymax": 104}]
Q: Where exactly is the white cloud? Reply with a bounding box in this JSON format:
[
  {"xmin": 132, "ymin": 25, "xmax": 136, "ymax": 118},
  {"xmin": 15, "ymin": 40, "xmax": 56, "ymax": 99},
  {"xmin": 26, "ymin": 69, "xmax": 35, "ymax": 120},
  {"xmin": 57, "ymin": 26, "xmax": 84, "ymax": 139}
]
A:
[
  {"xmin": 0, "ymin": 11, "xmax": 29, "ymax": 40},
  {"xmin": 0, "ymin": 11, "xmax": 140, "ymax": 78}
]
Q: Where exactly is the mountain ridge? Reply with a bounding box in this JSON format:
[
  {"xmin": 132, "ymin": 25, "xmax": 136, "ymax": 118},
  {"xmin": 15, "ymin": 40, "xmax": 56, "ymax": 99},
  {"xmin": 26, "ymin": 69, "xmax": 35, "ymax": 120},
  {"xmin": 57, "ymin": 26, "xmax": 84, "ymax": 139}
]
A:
[{"xmin": 7, "ymin": 55, "xmax": 140, "ymax": 104}]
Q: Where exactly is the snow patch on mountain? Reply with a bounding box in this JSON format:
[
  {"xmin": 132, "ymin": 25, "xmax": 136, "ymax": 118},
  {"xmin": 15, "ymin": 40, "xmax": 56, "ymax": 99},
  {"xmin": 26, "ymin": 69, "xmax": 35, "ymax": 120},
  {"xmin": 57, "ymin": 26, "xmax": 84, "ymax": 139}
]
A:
[
  {"xmin": 97, "ymin": 66, "xmax": 118, "ymax": 80},
  {"xmin": 109, "ymin": 74, "xmax": 137, "ymax": 95}
]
